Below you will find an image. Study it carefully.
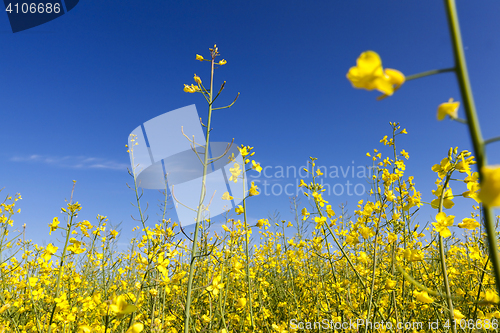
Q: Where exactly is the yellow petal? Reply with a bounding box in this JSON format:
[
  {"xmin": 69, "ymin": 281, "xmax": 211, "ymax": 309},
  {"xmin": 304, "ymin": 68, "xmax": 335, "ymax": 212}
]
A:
[
  {"xmin": 478, "ymin": 165, "xmax": 500, "ymax": 207},
  {"xmin": 356, "ymin": 51, "xmax": 384, "ymax": 77},
  {"xmin": 385, "ymin": 68, "xmax": 405, "ymax": 86},
  {"xmin": 437, "ymin": 98, "xmax": 460, "ymax": 120}
]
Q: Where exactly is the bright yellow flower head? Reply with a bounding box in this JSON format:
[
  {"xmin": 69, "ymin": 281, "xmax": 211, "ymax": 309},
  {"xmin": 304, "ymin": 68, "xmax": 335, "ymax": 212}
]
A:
[
  {"xmin": 126, "ymin": 323, "xmax": 144, "ymax": 333},
  {"xmin": 301, "ymin": 208, "xmax": 310, "ymax": 221},
  {"xmin": 385, "ymin": 279, "xmax": 397, "ymax": 290},
  {"xmin": 453, "ymin": 309, "xmax": 465, "ymax": 320},
  {"xmin": 482, "ymin": 290, "xmax": 500, "ymax": 305},
  {"xmin": 196, "ymin": 54, "xmax": 204, "ymax": 61},
  {"xmin": 413, "ymin": 290, "xmax": 434, "ymax": 303},
  {"xmin": 387, "ymin": 232, "xmax": 397, "ymax": 244},
  {"xmin": 478, "ymin": 165, "xmax": 500, "ymax": 207},
  {"xmin": 235, "ymin": 205, "xmax": 244, "ymax": 215},
  {"xmin": 431, "ymin": 186, "xmax": 454, "ymax": 209},
  {"xmin": 347, "ymin": 51, "xmax": 405, "ymax": 98},
  {"xmin": 221, "ymin": 192, "xmax": 233, "ymax": 200},
  {"xmin": 194, "ymin": 74, "xmax": 202, "ymax": 85},
  {"xmin": 229, "ymin": 163, "xmax": 241, "ymax": 183},
  {"xmin": 252, "ymin": 160, "xmax": 262, "ymax": 173},
  {"xmin": 183, "ymin": 84, "xmax": 200, "ymax": 93},
  {"xmin": 49, "ymin": 217, "xmax": 60, "ymax": 235},
  {"xmin": 432, "ymin": 212, "xmax": 454, "ymax": 238},
  {"xmin": 249, "ymin": 182, "xmax": 260, "ymax": 196},
  {"xmin": 458, "ymin": 218, "xmax": 480, "ymax": 230},
  {"xmin": 437, "ymin": 98, "xmax": 460, "ymax": 120},
  {"xmin": 109, "ymin": 295, "xmax": 137, "ymax": 317},
  {"xmin": 236, "ymin": 297, "xmax": 247, "ymax": 310},
  {"xmin": 77, "ymin": 326, "xmax": 91, "ymax": 333},
  {"xmin": 325, "ymin": 205, "xmax": 335, "ymax": 218},
  {"xmin": 218, "ymin": 59, "xmax": 227, "ymax": 65}
]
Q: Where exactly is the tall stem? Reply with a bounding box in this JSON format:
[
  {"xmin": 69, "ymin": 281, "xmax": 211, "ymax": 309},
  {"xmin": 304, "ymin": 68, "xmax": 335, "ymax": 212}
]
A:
[
  {"xmin": 443, "ymin": 0, "xmax": 500, "ymax": 294},
  {"xmin": 242, "ymin": 182, "xmax": 255, "ymax": 331},
  {"xmin": 184, "ymin": 52, "xmax": 215, "ymax": 333}
]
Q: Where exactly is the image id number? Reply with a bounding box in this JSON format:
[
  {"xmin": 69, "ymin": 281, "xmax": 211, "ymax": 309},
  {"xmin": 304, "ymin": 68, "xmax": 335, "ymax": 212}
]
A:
[{"xmin": 6, "ymin": 3, "xmax": 61, "ymax": 14}]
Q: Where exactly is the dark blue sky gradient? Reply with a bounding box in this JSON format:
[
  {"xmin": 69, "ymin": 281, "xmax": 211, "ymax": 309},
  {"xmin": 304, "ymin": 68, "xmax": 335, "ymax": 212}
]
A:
[{"xmin": 1, "ymin": 1, "xmax": 499, "ymax": 252}]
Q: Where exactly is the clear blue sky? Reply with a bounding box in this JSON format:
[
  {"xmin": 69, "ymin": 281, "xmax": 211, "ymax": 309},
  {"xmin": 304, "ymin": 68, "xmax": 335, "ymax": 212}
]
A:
[{"xmin": 2, "ymin": 1, "xmax": 499, "ymax": 254}]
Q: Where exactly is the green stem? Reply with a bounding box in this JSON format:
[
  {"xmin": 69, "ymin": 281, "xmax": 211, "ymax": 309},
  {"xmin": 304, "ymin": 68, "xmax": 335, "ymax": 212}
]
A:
[
  {"xmin": 242, "ymin": 186, "xmax": 255, "ymax": 331},
  {"xmin": 443, "ymin": 0, "xmax": 500, "ymax": 296},
  {"xmin": 363, "ymin": 212, "xmax": 383, "ymax": 333},
  {"xmin": 484, "ymin": 136, "xmax": 500, "ymax": 146},
  {"xmin": 437, "ymin": 175, "xmax": 456, "ymax": 333},
  {"xmin": 184, "ymin": 51, "xmax": 216, "ymax": 333},
  {"xmin": 405, "ymin": 67, "xmax": 455, "ymax": 81}
]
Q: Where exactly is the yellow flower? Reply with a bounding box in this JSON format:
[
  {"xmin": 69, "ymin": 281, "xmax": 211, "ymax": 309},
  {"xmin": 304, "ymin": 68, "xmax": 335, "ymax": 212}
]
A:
[
  {"xmin": 77, "ymin": 326, "xmax": 91, "ymax": 333},
  {"xmin": 358, "ymin": 251, "xmax": 369, "ymax": 264},
  {"xmin": 252, "ymin": 160, "xmax": 262, "ymax": 173},
  {"xmin": 43, "ymin": 243, "xmax": 58, "ymax": 261},
  {"xmin": 432, "ymin": 212, "xmax": 454, "ymax": 238},
  {"xmin": 206, "ymin": 276, "xmax": 225, "ymax": 297},
  {"xmin": 235, "ymin": 205, "xmax": 244, "ymax": 215},
  {"xmin": 431, "ymin": 186, "xmax": 454, "ymax": 209},
  {"xmin": 464, "ymin": 172, "xmax": 481, "ymax": 203},
  {"xmin": 194, "ymin": 74, "xmax": 202, "ymax": 85},
  {"xmin": 126, "ymin": 323, "xmax": 144, "ymax": 333},
  {"xmin": 109, "ymin": 295, "xmax": 137, "ymax": 317},
  {"xmin": 219, "ymin": 59, "xmax": 227, "ymax": 65},
  {"xmin": 387, "ymin": 233, "xmax": 397, "ymax": 244},
  {"xmin": 404, "ymin": 248, "xmax": 424, "ymax": 262},
  {"xmin": 385, "ymin": 279, "xmax": 397, "ymax": 290},
  {"xmin": 235, "ymin": 297, "xmax": 246, "ymax": 310},
  {"xmin": 49, "ymin": 217, "xmax": 59, "ymax": 235},
  {"xmin": 183, "ymin": 84, "xmax": 200, "ymax": 93},
  {"xmin": 458, "ymin": 218, "xmax": 480, "ymax": 230},
  {"xmin": 249, "ymin": 182, "xmax": 260, "ymax": 196},
  {"xmin": 325, "ymin": 205, "xmax": 335, "ymax": 217},
  {"xmin": 0, "ymin": 304, "xmax": 10, "ymax": 314},
  {"xmin": 453, "ymin": 309, "xmax": 465, "ymax": 320},
  {"xmin": 346, "ymin": 51, "xmax": 405, "ymax": 98},
  {"xmin": 478, "ymin": 165, "xmax": 500, "ymax": 207},
  {"xmin": 413, "ymin": 290, "xmax": 434, "ymax": 303},
  {"xmin": 221, "ymin": 192, "xmax": 233, "ymax": 200},
  {"xmin": 256, "ymin": 219, "xmax": 266, "ymax": 228},
  {"xmin": 437, "ymin": 98, "xmax": 460, "ymax": 120},
  {"xmin": 110, "ymin": 229, "xmax": 118, "ymax": 239},
  {"xmin": 229, "ymin": 163, "xmax": 241, "ymax": 183},
  {"xmin": 301, "ymin": 208, "xmax": 310, "ymax": 221},
  {"xmin": 482, "ymin": 290, "xmax": 500, "ymax": 305},
  {"xmin": 377, "ymin": 68, "xmax": 405, "ymax": 100},
  {"xmin": 196, "ymin": 54, "xmax": 204, "ymax": 61},
  {"xmin": 360, "ymin": 226, "xmax": 375, "ymax": 239}
]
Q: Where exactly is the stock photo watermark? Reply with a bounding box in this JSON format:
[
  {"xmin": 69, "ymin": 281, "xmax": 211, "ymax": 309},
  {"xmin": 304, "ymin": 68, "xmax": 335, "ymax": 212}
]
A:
[{"xmin": 249, "ymin": 162, "xmax": 374, "ymax": 197}]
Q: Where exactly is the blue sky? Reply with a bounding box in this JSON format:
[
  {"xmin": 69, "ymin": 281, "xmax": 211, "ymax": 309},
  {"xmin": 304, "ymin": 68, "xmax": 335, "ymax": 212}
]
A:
[{"xmin": 2, "ymin": 1, "xmax": 500, "ymax": 254}]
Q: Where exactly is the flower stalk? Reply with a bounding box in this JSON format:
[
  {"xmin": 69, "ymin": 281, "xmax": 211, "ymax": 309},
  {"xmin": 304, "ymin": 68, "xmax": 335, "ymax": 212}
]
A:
[
  {"xmin": 443, "ymin": 0, "xmax": 500, "ymax": 295},
  {"xmin": 183, "ymin": 51, "xmax": 215, "ymax": 333}
]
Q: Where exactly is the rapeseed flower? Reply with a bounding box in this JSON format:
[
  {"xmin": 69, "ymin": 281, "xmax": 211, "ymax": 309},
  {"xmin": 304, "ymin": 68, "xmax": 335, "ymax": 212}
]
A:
[
  {"xmin": 437, "ymin": 98, "xmax": 460, "ymax": 120},
  {"xmin": 347, "ymin": 51, "xmax": 405, "ymax": 99},
  {"xmin": 478, "ymin": 165, "xmax": 500, "ymax": 207},
  {"xmin": 413, "ymin": 290, "xmax": 434, "ymax": 303},
  {"xmin": 433, "ymin": 212, "xmax": 454, "ymax": 238}
]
